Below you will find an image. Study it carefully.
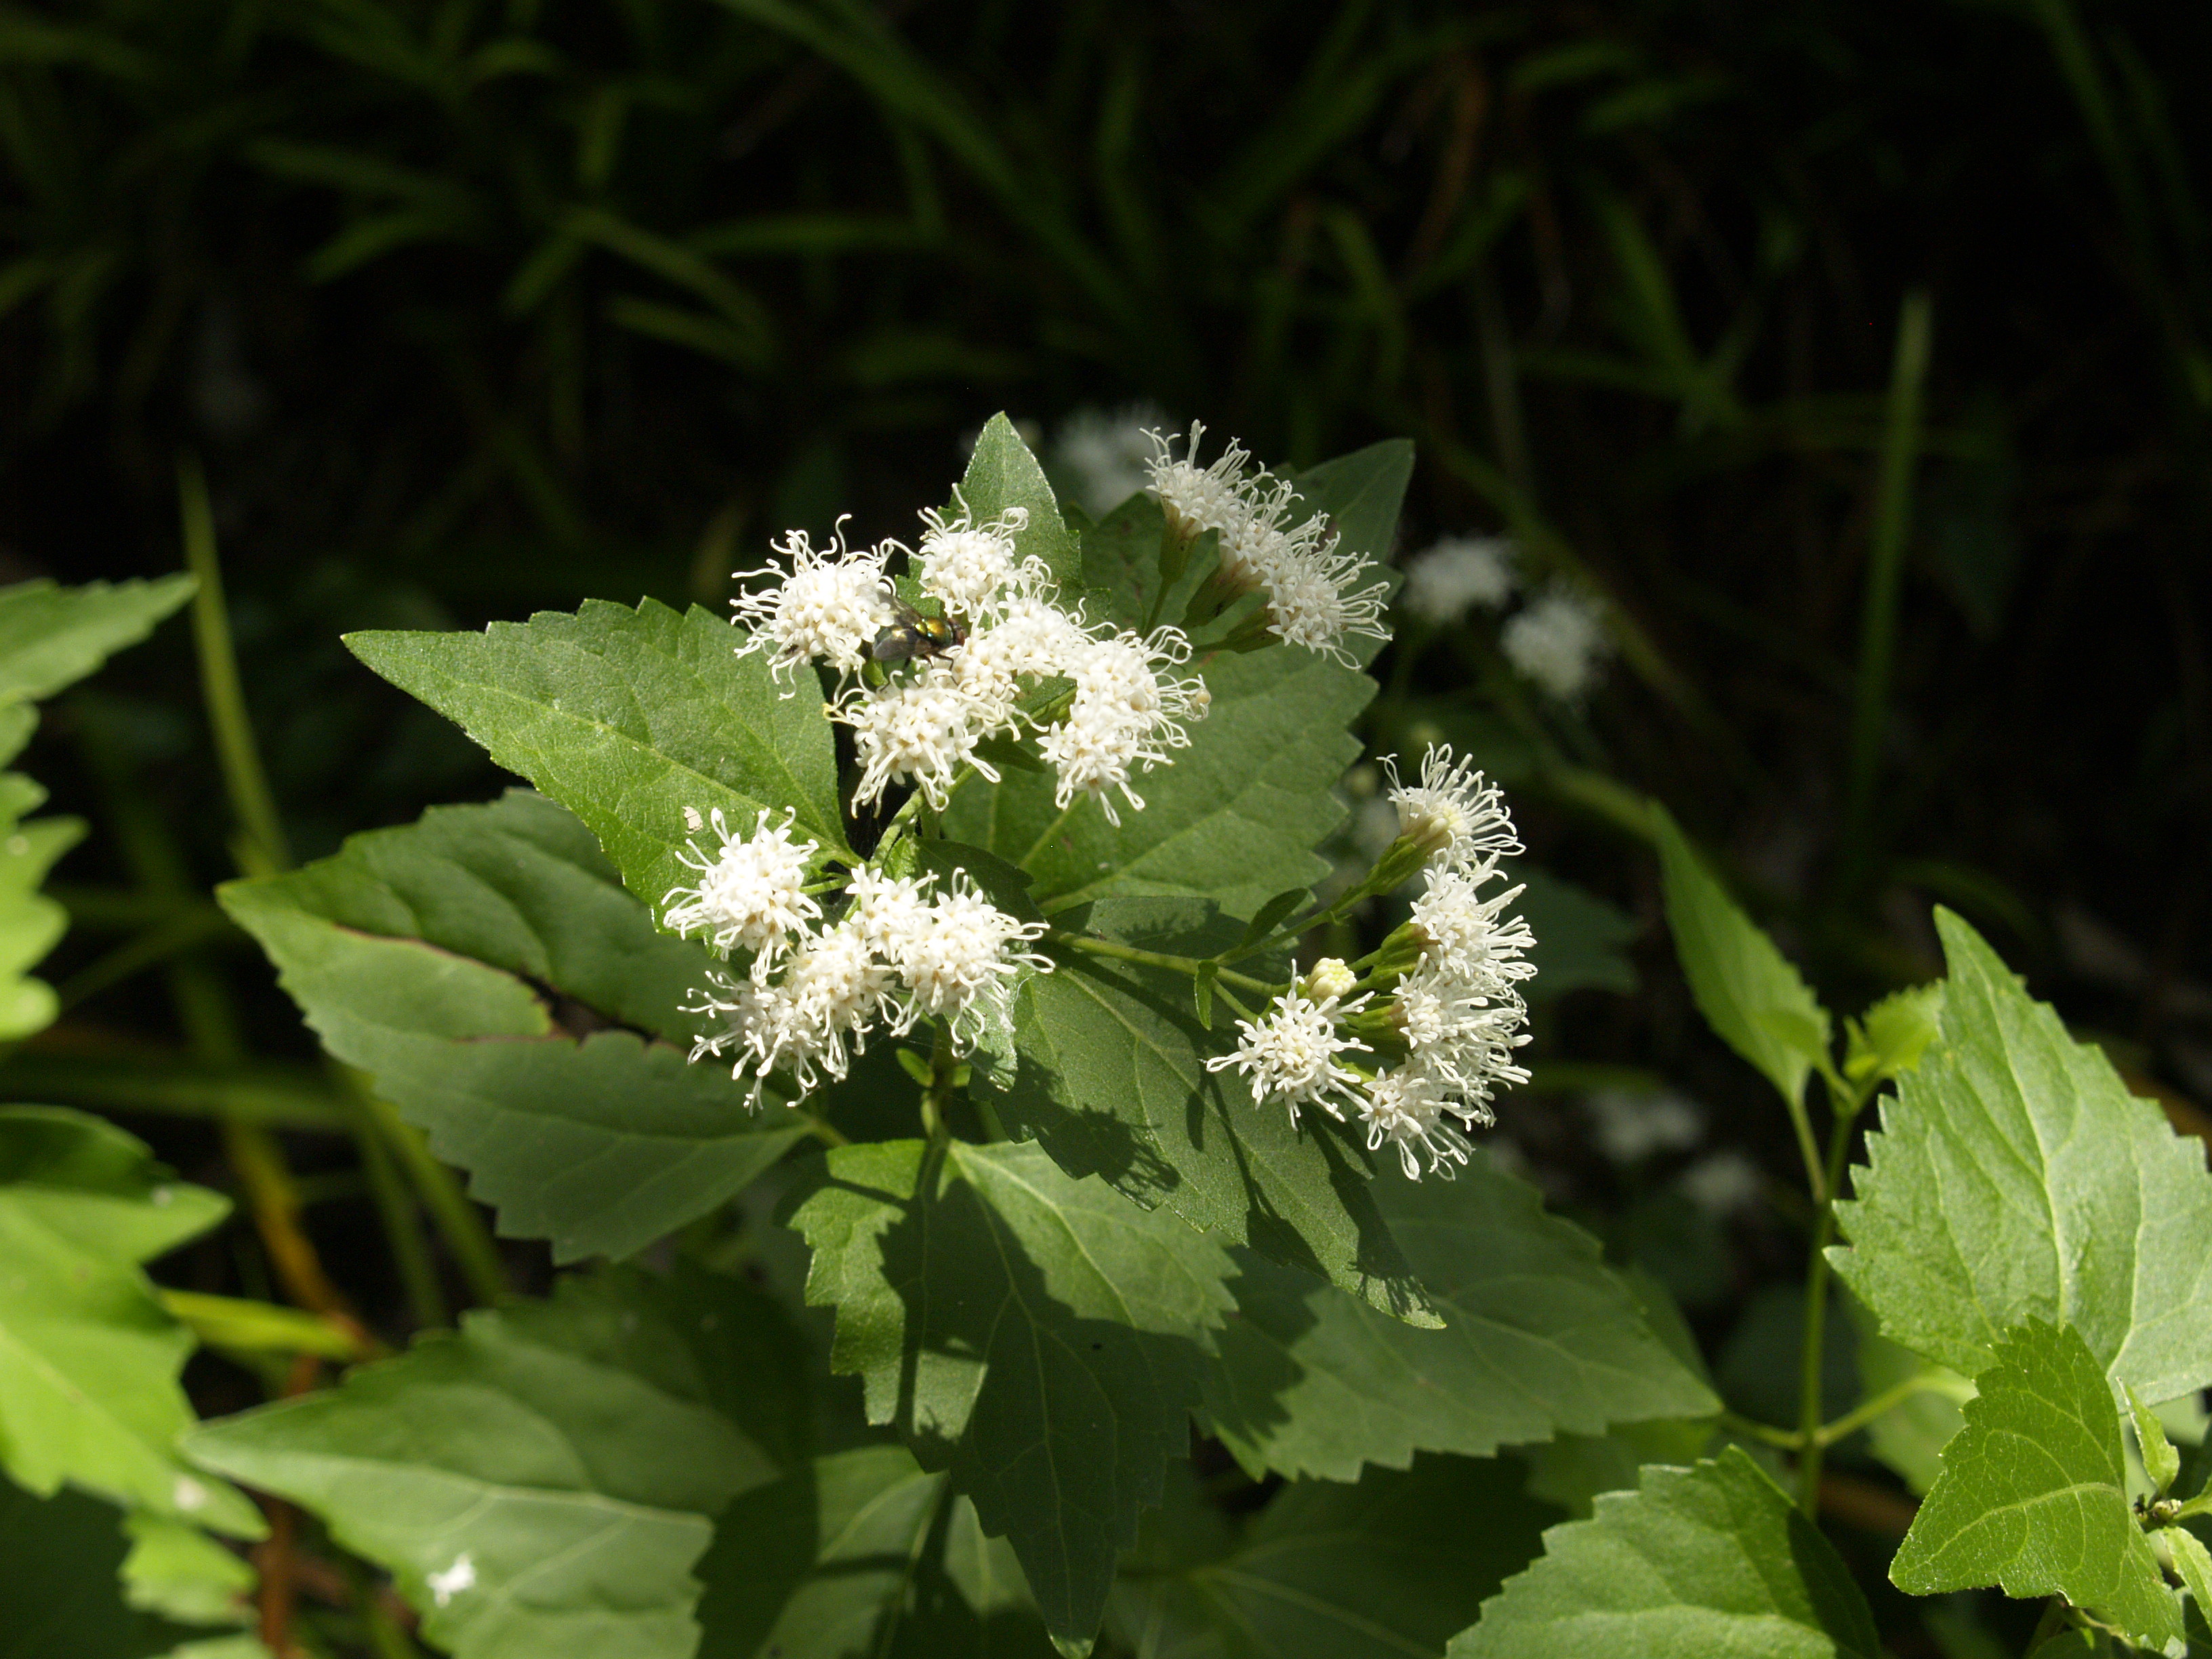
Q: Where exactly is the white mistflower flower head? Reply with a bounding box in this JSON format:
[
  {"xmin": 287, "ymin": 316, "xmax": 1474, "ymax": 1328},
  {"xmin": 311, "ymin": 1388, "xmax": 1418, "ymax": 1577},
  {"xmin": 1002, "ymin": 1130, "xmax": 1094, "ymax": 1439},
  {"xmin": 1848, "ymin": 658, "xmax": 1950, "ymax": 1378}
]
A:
[
  {"xmin": 882, "ymin": 874, "xmax": 1051, "ymax": 1052},
  {"xmin": 1260, "ymin": 540, "xmax": 1393, "ymax": 665},
  {"xmin": 731, "ymin": 523, "xmax": 896, "ymax": 686},
  {"xmin": 1054, "ymin": 403, "xmax": 1167, "ymax": 518},
  {"xmin": 1501, "ymin": 583, "xmax": 1610, "ymax": 703},
  {"xmin": 1585, "ymin": 1088, "xmax": 1704, "ymax": 1164},
  {"xmin": 1400, "ymin": 535, "xmax": 1517, "ymax": 626},
  {"xmin": 843, "ymin": 865, "xmax": 935, "ymax": 960},
  {"xmin": 1359, "ymin": 1067, "xmax": 1474, "ymax": 1181},
  {"xmin": 842, "ymin": 670, "xmax": 1000, "ymax": 811},
  {"xmin": 683, "ymin": 969, "xmax": 794, "ymax": 1107},
  {"xmin": 950, "ymin": 594, "xmax": 1089, "ymax": 715},
  {"xmin": 1038, "ymin": 624, "xmax": 1209, "ymax": 825},
  {"xmin": 1145, "ymin": 421, "xmax": 1254, "ymax": 544},
  {"xmin": 1385, "ymin": 745, "xmax": 1521, "ymax": 872},
  {"xmin": 663, "ymin": 807, "xmax": 821, "ymax": 970},
  {"xmin": 1393, "ymin": 958, "xmax": 1530, "ymax": 1123},
  {"xmin": 1410, "ymin": 867, "xmax": 1538, "ymax": 987},
  {"xmin": 1206, "ymin": 989, "xmax": 1373, "ymax": 1126},
  {"xmin": 1305, "ymin": 957, "xmax": 1358, "ymax": 1001},
  {"xmin": 916, "ymin": 501, "xmax": 1031, "ymax": 619},
  {"xmin": 776, "ymin": 918, "xmax": 899, "ymax": 1084}
]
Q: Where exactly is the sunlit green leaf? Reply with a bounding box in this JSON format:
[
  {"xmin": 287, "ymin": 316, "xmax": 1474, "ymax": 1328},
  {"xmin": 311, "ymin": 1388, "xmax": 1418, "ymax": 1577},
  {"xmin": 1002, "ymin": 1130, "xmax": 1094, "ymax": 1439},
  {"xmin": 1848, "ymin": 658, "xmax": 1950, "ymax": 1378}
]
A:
[
  {"xmin": 1891, "ymin": 1320, "xmax": 2179, "ymax": 1650},
  {"xmin": 0, "ymin": 576, "xmax": 194, "ymax": 709},
  {"xmin": 782, "ymin": 1137, "xmax": 1235, "ymax": 1643},
  {"xmin": 1844, "ymin": 982, "xmax": 1944, "ymax": 1086},
  {"xmin": 1652, "ymin": 804, "xmax": 1831, "ymax": 1109},
  {"xmin": 1831, "ymin": 909, "xmax": 2212, "ymax": 1401},
  {"xmin": 188, "ymin": 1269, "xmax": 783, "ymax": 1659},
  {"xmin": 957, "ymin": 413, "xmax": 1084, "ymax": 596},
  {"xmin": 0, "ymin": 1109, "xmax": 258, "ymax": 1536},
  {"xmin": 1450, "ymin": 1447, "xmax": 1880, "ymax": 1658},
  {"xmin": 1200, "ymin": 1155, "xmax": 1717, "ymax": 1481},
  {"xmin": 345, "ymin": 598, "xmax": 852, "ymax": 915},
  {"xmin": 222, "ymin": 792, "xmax": 806, "ymax": 1263}
]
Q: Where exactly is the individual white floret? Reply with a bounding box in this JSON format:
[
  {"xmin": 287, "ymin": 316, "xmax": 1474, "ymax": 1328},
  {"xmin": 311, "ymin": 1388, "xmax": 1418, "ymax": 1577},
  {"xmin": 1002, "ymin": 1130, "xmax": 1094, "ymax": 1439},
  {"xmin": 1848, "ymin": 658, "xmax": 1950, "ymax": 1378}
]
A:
[
  {"xmin": 1055, "ymin": 403, "xmax": 1166, "ymax": 518},
  {"xmin": 1501, "ymin": 583, "xmax": 1610, "ymax": 702},
  {"xmin": 1146, "ymin": 422, "xmax": 1254, "ymax": 544},
  {"xmin": 1359, "ymin": 1066, "xmax": 1474, "ymax": 1181},
  {"xmin": 683, "ymin": 969, "xmax": 795, "ymax": 1108},
  {"xmin": 879, "ymin": 874, "xmax": 1051, "ymax": 1052},
  {"xmin": 1205, "ymin": 989, "xmax": 1373, "ymax": 1126},
  {"xmin": 841, "ymin": 670, "xmax": 1000, "ymax": 811},
  {"xmin": 1400, "ymin": 535, "xmax": 1517, "ymax": 626},
  {"xmin": 731, "ymin": 523, "xmax": 896, "ymax": 686},
  {"xmin": 916, "ymin": 500, "xmax": 1032, "ymax": 620},
  {"xmin": 1409, "ymin": 867, "xmax": 1538, "ymax": 987},
  {"xmin": 663, "ymin": 807, "xmax": 821, "ymax": 972},
  {"xmin": 1385, "ymin": 744, "xmax": 1521, "ymax": 872}
]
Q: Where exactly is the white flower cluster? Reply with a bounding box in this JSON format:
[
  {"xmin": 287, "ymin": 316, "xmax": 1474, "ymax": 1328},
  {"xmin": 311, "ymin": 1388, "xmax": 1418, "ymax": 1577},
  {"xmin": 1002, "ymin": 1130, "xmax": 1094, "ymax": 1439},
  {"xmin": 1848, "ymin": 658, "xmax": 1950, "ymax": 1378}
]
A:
[
  {"xmin": 664, "ymin": 814, "xmax": 1049, "ymax": 1106},
  {"xmin": 732, "ymin": 499, "xmax": 1209, "ymax": 825},
  {"xmin": 1500, "ymin": 583, "xmax": 1610, "ymax": 703},
  {"xmin": 1206, "ymin": 745, "xmax": 1535, "ymax": 1180},
  {"xmin": 1052, "ymin": 403, "xmax": 1167, "ymax": 518},
  {"xmin": 1400, "ymin": 535, "xmax": 1517, "ymax": 626},
  {"xmin": 1146, "ymin": 423, "xmax": 1391, "ymax": 665}
]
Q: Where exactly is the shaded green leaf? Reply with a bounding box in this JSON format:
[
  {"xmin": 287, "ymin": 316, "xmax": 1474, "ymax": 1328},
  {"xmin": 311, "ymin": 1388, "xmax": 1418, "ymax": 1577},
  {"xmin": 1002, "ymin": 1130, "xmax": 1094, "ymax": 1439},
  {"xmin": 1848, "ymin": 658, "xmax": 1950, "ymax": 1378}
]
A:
[
  {"xmin": 942, "ymin": 644, "xmax": 1372, "ymax": 920},
  {"xmin": 1845, "ymin": 1294, "xmax": 1971, "ymax": 1497},
  {"xmin": 1891, "ymin": 1320, "xmax": 2179, "ymax": 1650},
  {"xmin": 187, "ymin": 1271, "xmax": 780, "ymax": 1659},
  {"xmin": 1201, "ymin": 1154, "xmax": 1718, "ymax": 1481},
  {"xmin": 1516, "ymin": 870, "xmax": 1637, "ymax": 1002},
  {"xmin": 975, "ymin": 896, "xmax": 1435, "ymax": 1324},
  {"xmin": 1831, "ymin": 909, "xmax": 2212, "ymax": 1401},
  {"xmin": 119, "ymin": 1513, "xmax": 254, "ymax": 1627},
  {"xmin": 1109, "ymin": 1455, "xmax": 1555, "ymax": 1659},
  {"xmin": 0, "ymin": 576, "xmax": 194, "ymax": 709},
  {"xmin": 345, "ymin": 598, "xmax": 852, "ymax": 916},
  {"xmin": 1653, "ymin": 804, "xmax": 1830, "ymax": 1109},
  {"xmin": 2167, "ymin": 1525, "xmax": 2212, "ymax": 1631},
  {"xmin": 0, "ymin": 1108, "xmax": 258, "ymax": 1535},
  {"xmin": 0, "ymin": 1476, "xmax": 244, "ymax": 1659},
  {"xmin": 2129, "ymin": 1383, "xmax": 2182, "ymax": 1496},
  {"xmin": 957, "ymin": 413, "xmax": 1084, "ymax": 596},
  {"xmin": 1450, "ymin": 1446, "xmax": 1880, "ymax": 1658},
  {"xmin": 221, "ymin": 792, "xmax": 806, "ymax": 1263},
  {"xmin": 1287, "ymin": 438, "xmax": 1415, "ymax": 569},
  {"xmin": 782, "ymin": 1137, "xmax": 1235, "ymax": 1643}
]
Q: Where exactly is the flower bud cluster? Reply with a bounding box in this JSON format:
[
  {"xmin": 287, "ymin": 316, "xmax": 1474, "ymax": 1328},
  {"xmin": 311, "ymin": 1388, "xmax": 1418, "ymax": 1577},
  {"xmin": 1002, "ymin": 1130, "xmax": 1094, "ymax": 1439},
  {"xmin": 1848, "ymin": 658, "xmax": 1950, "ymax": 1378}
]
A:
[
  {"xmin": 732, "ymin": 497, "xmax": 1209, "ymax": 822},
  {"xmin": 1206, "ymin": 745, "xmax": 1536, "ymax": 1181},
  {"xmin": 665, "ymin": 811, "xmax": 1050, "ymax": 1107},
  {"xmin": 1145, "ymin": 422, "xmax": 1391, "ymax": 666}
]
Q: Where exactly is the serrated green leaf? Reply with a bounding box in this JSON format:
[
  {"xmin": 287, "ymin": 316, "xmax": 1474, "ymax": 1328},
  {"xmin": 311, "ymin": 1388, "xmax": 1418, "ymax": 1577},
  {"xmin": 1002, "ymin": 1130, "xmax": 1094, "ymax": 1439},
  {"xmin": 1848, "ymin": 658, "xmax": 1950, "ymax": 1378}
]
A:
[
  {"xmin": 221, "ymin": 792, "xmax": 806, "ymax": 1262},
  {"xmin": 1830, "ymin": 909, "xmax": 2212, "ymax": 1401},
  {"xmin": 120, "ymin": 1513, "xmax": 254, "ymax": 1626},
  {"xmin": 958, "ymin": 413, "xmax": 1084, "ymax": 596},
  {"xmin": 2168, "ymin": 1526, "xmax": 2212, "ymax": 1626},
  {"xmin": 344, "ymin": 598, "xmax": 852, "ymax": 919},
  {"xmin": 975, "ymin": 896, "xmax": 1435, "ymax": 1324},
  {"xmin": 1891, "ymin": 1320, "xmax": 2180, "ymax": 1650},
  {"xmin": 941, "ymin": 644, "xmax": 1372, "ymax": 920},
  {"xmin": 1108, "ymin": 1454, "xmax": 1554, "ymax": 1659},
  {"xmin": 782, "ymin": 1137, "xmax": 1235, "ymax": 1642},
  {"xmin": 1652, "ymin": 804, "xmax": 1831, "ymax": 1109},
  {"xmin": 1200, "ymin": 1154, "xmax": 1718, "ymax": 1481},
  {"xmin": 0, "ymin": 575, "xmax": 194, "ymax": 708},
  {"xmin": 187, "ymin": 1270, "xmax": 781, "ymax": 1659},
  {"xmin": 2130, "ymin": 1383, "xmax": 2183, "ymax": 1496},
  {"xmin": 1287, "ymin": 438, "xmax": 1415, "ymax": 569},
  {"xmin": 0, "ymin": 1109, "xmax": 258, "ymax": 1536},
  {"xmin": 1450, "ymin": 1446, "xmax": 1881, "ymax": 1658},
  {"xmin": 0, "ymin": 1475, "xmax": 246, "ymax": 1659}
]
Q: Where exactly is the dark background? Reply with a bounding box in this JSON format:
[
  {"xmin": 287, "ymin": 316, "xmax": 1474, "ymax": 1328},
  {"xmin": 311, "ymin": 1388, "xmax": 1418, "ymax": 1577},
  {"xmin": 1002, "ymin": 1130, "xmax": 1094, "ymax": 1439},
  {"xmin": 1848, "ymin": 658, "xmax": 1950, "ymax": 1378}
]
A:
[{"xmin": 3, "ymin": 0, "xmax": 2209, "ymax": 1620}]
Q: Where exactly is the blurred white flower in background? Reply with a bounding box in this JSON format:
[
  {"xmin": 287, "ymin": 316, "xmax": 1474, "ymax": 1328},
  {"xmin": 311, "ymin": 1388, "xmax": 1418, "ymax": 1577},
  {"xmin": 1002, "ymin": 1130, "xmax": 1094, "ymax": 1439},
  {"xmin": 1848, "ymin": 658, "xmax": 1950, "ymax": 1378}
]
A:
[
  {"xmin": 1401, "ymin": 535, "xmax": 1518, "ymax": 626},
  {"xmin": 1502, "ymin": 583, "xmax": 1611, "ymax": 703},
  {"xmin": 1584, "ymin": 1088, "xmax": 1704, "ymax": 1164},
  {"xmin": 1052, "ymin": 403, "xmax": 1167, "ymax": 518},
  {"xmin": 1679, "ymin": 1149, "xmax": 1764, "ymax": 1216}
]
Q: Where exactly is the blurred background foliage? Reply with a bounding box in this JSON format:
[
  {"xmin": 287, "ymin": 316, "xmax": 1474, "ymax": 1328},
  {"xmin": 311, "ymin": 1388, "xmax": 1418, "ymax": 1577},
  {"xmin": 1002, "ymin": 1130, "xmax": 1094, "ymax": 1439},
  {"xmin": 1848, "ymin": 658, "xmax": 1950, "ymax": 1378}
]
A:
[{"xmin": 3, "ymin": 0, "xmax": 2211, "ymax": 1644}]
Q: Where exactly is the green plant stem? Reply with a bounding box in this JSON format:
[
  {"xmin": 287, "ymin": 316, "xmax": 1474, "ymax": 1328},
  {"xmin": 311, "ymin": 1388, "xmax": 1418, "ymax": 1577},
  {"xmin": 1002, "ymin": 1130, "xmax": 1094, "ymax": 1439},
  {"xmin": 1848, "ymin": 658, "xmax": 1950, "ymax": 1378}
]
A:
[
  {"xmin": 1811, "ymin": 1374, "xmax": 1936, "ymax": 1450},
  {"xmin": 158, "ymin": 1289, "xmax": 372, "ymax": 1361},
  {"xmin": 54, "ymin": 903, "xmax": 235, "ymax": 1012},
  {"xmin": 178, "ymin": 453, "xmax": 291, "ymax": 876},
  {"xmin": 345, "ymin": 1077, "xmax": 510, "ymax": 1307},
  {"xmin": 0, "ymin": 1054, "xmax": 352, "ymax": 1130},
  {"xmin": 1843, "ymin": 290, "xmax": 1933, "ymax": 859},
  {"xmin": 1717, "ymin": 1408, "xmax": 1804, "ymax": 1451},
  {"xmin": 1795, "ymin": 1079, "xmax": 1870, "ymax": 1516},
  {"xmin": 341, "ymin": 1554, "xmax": 422, "ymax": 1659},
  {"xmin": 1048, "ymin": 929, "xmax": 1280, "ymax": 994},
  {"xmin": 919, "ymin": 1023, "xmax": 955, "ymax": 1143}
]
